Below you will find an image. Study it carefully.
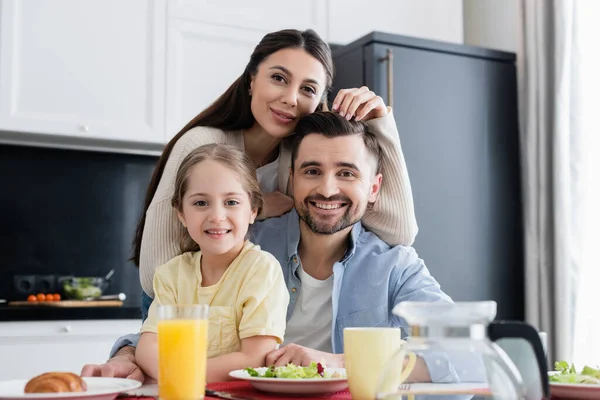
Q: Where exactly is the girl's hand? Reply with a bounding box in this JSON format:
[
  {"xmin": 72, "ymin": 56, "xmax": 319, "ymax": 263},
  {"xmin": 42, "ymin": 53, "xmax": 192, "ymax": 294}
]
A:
[
  {"xmin": 331, "ymin": 86, "xmax": 388, "ymax": 122},
  {"xmin": 263, "ymin": 191, "xmax": 294, "ymax": 218}
]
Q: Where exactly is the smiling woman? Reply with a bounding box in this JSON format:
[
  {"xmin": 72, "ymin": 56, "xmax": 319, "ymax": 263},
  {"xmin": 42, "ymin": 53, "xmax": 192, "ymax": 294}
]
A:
[{"xmin": 248, "ymin": 52, "xmax": 327, "ymax": 141}]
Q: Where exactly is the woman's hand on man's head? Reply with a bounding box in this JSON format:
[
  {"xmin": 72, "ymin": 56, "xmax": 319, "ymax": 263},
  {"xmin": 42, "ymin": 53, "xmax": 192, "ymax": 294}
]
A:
[{"xmin": 331, "ymin": 86, "xmax": 388, "ymax": 122}]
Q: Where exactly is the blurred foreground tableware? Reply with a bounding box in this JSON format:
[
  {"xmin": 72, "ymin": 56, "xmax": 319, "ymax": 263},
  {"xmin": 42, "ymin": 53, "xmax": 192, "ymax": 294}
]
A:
[
  {"xmin": 549, "ymin": 377, "xmax": 600, "ymax": 399},
  {"xmin": 376, "ymin": 301, "xmax": 548, "ymax": 400},
  {"xmin": 0, "ymin": 377, "xmax": 141, "ymax": 400},
  {"xmin": 344, "ymin": 327, "xmax": 415, "ymax": 400}
]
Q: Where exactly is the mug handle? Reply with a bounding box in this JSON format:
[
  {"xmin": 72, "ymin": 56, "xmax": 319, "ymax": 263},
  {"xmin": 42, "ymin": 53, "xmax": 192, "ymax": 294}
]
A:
[
  {"xmin": 399, "ymin": 351, "xmax": 417, "ymax": 383},
  {"xmin": 488, "ymin": 321, "xmax": 549, "ymax": 399}
]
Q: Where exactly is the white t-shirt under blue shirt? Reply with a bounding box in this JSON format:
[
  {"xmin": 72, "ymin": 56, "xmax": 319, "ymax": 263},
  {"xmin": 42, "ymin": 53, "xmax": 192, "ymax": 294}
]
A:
[{"xmin": 283, "ymin": 265, "xmax": 333, "ymax": 353}]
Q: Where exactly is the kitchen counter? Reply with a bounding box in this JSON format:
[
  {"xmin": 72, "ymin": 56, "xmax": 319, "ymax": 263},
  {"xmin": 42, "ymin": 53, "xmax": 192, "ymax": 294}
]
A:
[{"xmin": 0, "ymin": 305, "xmax": 141, "ymax": 321}]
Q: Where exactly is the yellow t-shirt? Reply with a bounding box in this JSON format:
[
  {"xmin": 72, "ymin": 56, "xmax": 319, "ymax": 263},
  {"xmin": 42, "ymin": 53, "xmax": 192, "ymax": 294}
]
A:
[{"xmin": 140, "ymin": 241, "xmax": 289, "ymax": 359}]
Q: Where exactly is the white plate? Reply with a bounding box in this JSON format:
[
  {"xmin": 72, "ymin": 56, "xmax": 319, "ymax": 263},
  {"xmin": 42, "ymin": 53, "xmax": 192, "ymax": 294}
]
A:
[
  {"xmin": 548, "ymin": 371, "xmax": 600, "ymax": 399},
  {"xmin": 550, "ymin": 382, "xmax": 600, "ymax": 399},
  {"xmin": 229, "ymin": 367, "xmax": 348, "ymax": 395},
  {"xmin": 0, "ymin": 377, "xmax": 142, "ymax": 400}
]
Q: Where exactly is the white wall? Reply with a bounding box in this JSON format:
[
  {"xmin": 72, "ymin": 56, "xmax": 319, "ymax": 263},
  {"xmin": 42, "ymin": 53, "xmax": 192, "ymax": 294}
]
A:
[
  {"xmin": 328, "ymin": 0, "xmax": 464, "ymax": 45},
  {"xmin": 463, "ymin": 0, "xmax": 519, "ymax": 53}
]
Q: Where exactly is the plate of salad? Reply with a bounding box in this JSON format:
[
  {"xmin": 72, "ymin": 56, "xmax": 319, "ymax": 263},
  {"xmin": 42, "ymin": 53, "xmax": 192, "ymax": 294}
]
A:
[
  {"xmin": 549, "ymin": 361, "xmax": 600, "ymax": 399},
  {"xmin": 229, "ymin": 362, "xmax": 347, "ymax": 395}
]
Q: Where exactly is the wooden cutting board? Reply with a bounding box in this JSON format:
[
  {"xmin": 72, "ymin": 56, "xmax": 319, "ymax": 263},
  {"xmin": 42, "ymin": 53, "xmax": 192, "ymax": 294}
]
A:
[{"xmin": 8, "ymin": 300, "xmax": 123, "ymax": 307}]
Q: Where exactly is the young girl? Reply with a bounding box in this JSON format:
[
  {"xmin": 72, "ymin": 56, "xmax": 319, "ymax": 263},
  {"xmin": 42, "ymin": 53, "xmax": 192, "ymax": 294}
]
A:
[{"xmin": 135, "ymin": 143, "xmax": 289, "ymax": 382}]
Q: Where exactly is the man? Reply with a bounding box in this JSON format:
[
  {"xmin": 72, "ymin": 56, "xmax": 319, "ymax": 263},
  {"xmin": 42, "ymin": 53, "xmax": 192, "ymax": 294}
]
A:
[{"xmin": 83, "ymin": 111, "xmax": 459, "ymax": 383}]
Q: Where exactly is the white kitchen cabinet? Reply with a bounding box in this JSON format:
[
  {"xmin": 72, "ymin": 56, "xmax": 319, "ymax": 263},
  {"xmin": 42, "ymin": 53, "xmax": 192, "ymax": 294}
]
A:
[
  {"xmin": 164, "ymin": 0, "xmax": 328, "ymax": 138},
  {"xmin": 0, "ymin": 0, "xmax": 329, "ymax": 146},
  {"xmin": 0, "ymin": 0, "xmax": 166, "ymax": 144},
  {"xmin": 0, "ymin": 320, "xmax": 141, "ymax": 380},
  {"xmin": 164, "ymin": 23, "xmax": 264, "ymax": 137},
  {"xmin": 168, "ymin": 0, "xmax": 328, "ymax": 37}
]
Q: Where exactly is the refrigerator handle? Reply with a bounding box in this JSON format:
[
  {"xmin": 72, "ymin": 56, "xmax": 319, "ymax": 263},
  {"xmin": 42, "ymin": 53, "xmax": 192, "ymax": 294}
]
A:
[{"xmin": 378, "ymin": 48, "xmax": 394, "ymax": 108}]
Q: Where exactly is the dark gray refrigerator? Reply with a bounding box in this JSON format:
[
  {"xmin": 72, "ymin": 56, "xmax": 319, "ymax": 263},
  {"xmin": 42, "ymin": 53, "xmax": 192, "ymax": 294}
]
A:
[{"xmin": 332, "ymin": 32, "xmax": 523, "ymax": 320}]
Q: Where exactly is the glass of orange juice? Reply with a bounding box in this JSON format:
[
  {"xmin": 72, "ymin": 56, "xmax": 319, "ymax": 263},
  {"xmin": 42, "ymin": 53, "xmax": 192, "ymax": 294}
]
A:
[{"xmin": 158, "ymin": 304, "xmax": 209, "ymax": 400}]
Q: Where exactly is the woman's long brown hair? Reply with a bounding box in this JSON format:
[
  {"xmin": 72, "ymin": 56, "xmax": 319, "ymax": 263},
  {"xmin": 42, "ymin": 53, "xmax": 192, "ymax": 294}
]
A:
[{"xmin": 131, "ymin": 29, "xmax": 334, "ymax": 266}]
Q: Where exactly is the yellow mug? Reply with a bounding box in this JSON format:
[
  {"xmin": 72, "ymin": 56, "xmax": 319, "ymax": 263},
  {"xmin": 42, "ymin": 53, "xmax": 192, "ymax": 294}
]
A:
[{"xmin": 344, "ymin": 327, "xmax": 416, "ymax": 400}]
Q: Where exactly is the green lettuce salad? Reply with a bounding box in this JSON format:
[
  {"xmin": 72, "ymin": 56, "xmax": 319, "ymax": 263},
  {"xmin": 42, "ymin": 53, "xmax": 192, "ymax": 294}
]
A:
[
  {"xmin": 550, "ymin": 361, "xmax": 600, "ymax": 384},
  {"xmin": 245, "ymin": 362, "xmax": 344, "ymax": 379}
]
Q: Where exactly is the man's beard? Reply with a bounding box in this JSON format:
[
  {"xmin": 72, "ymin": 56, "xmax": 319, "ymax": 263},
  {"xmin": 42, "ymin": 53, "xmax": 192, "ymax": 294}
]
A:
[{"xmin": 297, "ymin": 195, "xmax": 361, "ymax": 235}]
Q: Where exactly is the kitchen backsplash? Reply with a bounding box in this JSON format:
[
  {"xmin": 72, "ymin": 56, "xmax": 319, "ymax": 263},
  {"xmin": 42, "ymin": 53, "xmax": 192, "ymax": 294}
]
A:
[{"xmin": 0, "ymin": 143, "xmax": 159, "ymax": 306}]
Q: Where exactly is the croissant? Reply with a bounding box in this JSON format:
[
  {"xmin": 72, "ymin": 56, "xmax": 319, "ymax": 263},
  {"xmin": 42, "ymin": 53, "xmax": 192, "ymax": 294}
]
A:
[{"xmin": 24, "ymin": 372, "xmax": 87, "ymax": 393}]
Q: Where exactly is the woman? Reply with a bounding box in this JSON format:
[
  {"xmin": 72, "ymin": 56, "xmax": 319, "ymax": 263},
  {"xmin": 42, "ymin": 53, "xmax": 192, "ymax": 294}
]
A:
[{"xmin": 134, "ymin": 29, "xmax": 418, "ymax": 297}]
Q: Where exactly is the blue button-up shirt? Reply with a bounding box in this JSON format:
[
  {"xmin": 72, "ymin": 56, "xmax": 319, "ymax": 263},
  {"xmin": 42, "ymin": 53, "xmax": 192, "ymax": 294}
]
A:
[
  {"xmin": 252, "ymin": 209, "xmax": 453, "ymax": 353},
  {"xmin": 112, "ymin": 210, "xmax": 472, "ymax": 383}
]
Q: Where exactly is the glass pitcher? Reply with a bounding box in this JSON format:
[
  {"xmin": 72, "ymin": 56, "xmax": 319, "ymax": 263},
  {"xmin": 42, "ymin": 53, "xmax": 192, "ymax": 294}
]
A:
[{"xmin": 376, "ymin": 301, "xmax": 548, "ymax": 400}]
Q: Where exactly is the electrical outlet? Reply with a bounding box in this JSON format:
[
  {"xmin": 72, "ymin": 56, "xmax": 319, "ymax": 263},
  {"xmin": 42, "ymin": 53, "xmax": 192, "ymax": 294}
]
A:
[
  {"xmin": 35, "ymin": 275, "xmax": 57, "ymax": 293},
  {"xmin": 13, "ymin": 275, "xmax": 36, "ymax": 296}
]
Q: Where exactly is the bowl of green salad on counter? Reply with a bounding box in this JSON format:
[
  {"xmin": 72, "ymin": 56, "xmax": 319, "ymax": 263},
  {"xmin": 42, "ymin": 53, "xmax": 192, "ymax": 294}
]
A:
[{"xmin": 60, "ymin": 270, "xmax": 114, "ymax": 300}]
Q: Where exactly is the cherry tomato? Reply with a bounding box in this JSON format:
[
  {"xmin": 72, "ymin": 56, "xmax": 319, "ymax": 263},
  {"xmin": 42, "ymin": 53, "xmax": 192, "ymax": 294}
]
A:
[
  {"xmin": 36, "ymin": 293, "xmax": 46, "ymax": 302},
  {"xmin": 46, "ymin": 294, "xmax": 54, "ymax": 301},
  {"xmin": 27, "ymin": 295, "xmax": 37, "ymax": 302},
  {"xmin": 53, "ymin": 293, "xmax": 61, "ymax": 301}
]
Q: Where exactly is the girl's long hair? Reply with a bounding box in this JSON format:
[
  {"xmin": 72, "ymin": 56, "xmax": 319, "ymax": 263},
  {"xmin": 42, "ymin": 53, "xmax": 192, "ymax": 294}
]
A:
[{"xmin": 131, "ymin": 29, "xmax": 333, "ymax": 266}]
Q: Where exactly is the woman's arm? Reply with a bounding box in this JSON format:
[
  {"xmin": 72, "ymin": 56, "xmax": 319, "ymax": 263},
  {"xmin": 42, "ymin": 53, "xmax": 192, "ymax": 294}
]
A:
[
  {"xmin": 139, "ymin": 199, "xmax": 182, "ymax": 297},
  {"xmin": 139, "ymin": 127, "xmax": 238, "ymax": 297},
  {"xmin": 207, "ymin": 336, "xmax": 278, "ymax": 382},
  {"xmin": 362, "ymin": 108, "xmax": 418, "ymax": 246},
  {"xmin": 135, "ymin": 262, "xmax": 180, "ymax": 380},
  {"xmin": 135, "ymin": 333, "xmax": 159, "ymax": 380},
  {"xmin": 260, "ymin": 191, "xmax": 294, "ymax": 219}
]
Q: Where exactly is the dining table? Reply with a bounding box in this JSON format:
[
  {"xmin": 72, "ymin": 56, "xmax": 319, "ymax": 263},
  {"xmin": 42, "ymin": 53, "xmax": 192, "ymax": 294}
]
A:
[{"xmin": 117, "ymin": 381, "xmax": 566, "ymax": 400}]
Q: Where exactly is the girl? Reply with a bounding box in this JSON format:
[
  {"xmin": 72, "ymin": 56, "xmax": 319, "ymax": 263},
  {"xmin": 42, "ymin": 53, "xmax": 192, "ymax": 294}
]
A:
[
  {"xmin": 135, "ymin": 144, "xmax": 289, "ymax": 382},
  {"xmin": 134, "ymin": 28, "xmax": 418, "ymax": 299}
]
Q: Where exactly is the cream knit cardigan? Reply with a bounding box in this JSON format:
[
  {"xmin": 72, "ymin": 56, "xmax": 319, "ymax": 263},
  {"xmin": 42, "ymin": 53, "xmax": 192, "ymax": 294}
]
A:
[{"xmin": 139, "ymin": 110, "xmax": 418, "ymax": 296}]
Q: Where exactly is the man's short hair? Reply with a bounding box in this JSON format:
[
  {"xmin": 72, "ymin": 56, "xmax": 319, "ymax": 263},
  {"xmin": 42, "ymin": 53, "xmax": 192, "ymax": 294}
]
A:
[{"xmin": 290, "ymin": 111, "xmax": 383, "ymax": 173}]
